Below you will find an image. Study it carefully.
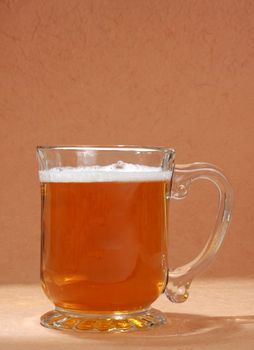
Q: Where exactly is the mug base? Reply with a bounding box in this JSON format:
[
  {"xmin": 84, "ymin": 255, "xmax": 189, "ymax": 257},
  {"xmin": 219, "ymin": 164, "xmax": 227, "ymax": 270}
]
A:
[{"xmin": 40, "ymin": 307, "xmax": 167, "ymax": 332}]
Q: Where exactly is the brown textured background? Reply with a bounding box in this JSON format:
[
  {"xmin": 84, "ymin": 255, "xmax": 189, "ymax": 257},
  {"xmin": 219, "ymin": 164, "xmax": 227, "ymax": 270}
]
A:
[{"xmin": 0, "ymin": 0, "xmax": 253, "ymax": 283}]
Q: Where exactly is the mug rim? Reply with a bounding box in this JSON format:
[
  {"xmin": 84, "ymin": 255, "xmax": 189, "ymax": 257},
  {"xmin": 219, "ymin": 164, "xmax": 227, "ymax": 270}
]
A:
[{"xmin": 36, "ymin": 145, "xmax": 176, "ymax": 155}]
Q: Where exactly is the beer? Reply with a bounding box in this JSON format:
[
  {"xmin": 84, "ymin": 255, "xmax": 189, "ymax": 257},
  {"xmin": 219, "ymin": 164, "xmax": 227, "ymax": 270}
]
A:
[{"xmin": 40, "ymin": 163, "xmax": 171, "ymax": 312}]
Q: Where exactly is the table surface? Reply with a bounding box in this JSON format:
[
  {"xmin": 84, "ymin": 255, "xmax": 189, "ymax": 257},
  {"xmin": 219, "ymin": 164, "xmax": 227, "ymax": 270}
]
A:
[{"xmin": 0, "ymin": 279, "xmax": 253, "ymax": 350}]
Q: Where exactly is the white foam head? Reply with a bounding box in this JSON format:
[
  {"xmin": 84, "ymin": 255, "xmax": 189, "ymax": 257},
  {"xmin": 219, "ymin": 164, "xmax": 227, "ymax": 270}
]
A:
[{"xmin": 39, "ymin": 162, "xmax": 172, "ymax": 183}]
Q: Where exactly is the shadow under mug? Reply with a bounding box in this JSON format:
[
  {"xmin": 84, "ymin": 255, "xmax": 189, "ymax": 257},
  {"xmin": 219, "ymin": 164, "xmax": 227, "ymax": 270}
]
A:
[{"xmin": 36, "ymin": 145, "xmax": 233, "ymax": 332}]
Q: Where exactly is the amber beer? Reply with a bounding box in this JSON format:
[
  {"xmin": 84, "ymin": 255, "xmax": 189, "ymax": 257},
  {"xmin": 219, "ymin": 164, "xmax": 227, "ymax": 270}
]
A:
[{"xmin": 40, "ymin": 165, "xmax": 171, "ymax": 312}]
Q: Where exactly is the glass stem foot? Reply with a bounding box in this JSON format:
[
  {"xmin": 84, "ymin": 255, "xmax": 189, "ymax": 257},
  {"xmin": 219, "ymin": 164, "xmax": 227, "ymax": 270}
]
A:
[{"xmin": 40, "ymin": 307, "xmax": 167, "ymax": 332}]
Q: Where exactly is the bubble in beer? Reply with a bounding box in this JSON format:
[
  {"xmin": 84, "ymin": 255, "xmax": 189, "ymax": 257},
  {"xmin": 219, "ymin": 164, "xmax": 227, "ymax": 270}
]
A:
[{"xmin": 115, "ymin": 160, "xmax": 125, "ymax": 169}]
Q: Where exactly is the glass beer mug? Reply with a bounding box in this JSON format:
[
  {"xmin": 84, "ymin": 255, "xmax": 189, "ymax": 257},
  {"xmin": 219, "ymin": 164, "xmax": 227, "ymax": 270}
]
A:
[{"xmin": 36, "ymin": 146, "xmax": 233, "ymax": 332}]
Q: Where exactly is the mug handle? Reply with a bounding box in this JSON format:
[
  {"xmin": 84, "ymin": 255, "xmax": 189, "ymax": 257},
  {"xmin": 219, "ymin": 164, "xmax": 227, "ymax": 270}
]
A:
[{"xmin": 166, "ymin": 162, "xmax": 233, "ymax": 303}]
